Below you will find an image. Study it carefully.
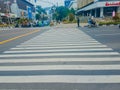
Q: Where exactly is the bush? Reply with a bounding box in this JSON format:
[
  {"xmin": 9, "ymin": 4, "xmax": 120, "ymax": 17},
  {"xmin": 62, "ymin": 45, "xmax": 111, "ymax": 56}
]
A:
[
  {"xmin": 112, "ymin": 13, "xmax": 120, "ymax": 21},
  {"xmin": 99, "ymin": 21, "xmax": 120, "ymax": 26},
  {"xmin": 69, "ymin": 13, "xmax": 75, "ymax": 22},
  {"xmin": 50, "ymin": 22, "xmax": 54, "ymax": 26}
]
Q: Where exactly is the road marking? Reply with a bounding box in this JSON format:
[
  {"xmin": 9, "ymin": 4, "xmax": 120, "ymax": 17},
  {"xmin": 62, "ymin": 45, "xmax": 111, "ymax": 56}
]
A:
[
  {"xmin": 0, "ymin": 57, "xmax": 120, "ymax": 63},
  {"xmin": 0, "ymin": 75, "xmax": 120, "ymax": 83},
  {"xmin": 0, "ymin": 52, "xmax": 119, "ymax": 58},
  {"xmin": 20, "ymin": 41, "xmax": 100, "ymax": 45},
  {"xmin": 4, "ymin": 48, "xmax": 113, "ymax": 53},
  {"xmin": 0, "ymin": 30, "xmax": 39, "ymax": 45},
  {"xmin": 0, "ymin": 65, "xmax": 120, "ymax": 71},
  {"xmin": 17, "ymin": 43, "xmax": 103, "ymax": 47},
  {"xmin": 10, "ymin": 45, "xmax": 108, "ymax": 50}
]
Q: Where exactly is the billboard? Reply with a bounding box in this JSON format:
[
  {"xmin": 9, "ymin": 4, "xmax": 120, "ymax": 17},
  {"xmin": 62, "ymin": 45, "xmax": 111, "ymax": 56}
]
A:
[{"xmin": 27, "ymin": 6, "xmax": 32, "ymax": 19}]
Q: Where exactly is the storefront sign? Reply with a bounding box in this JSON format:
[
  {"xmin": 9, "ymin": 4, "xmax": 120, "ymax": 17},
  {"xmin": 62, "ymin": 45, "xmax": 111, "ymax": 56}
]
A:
[{"xmin": 105, "ymin": 2, "xmax": 120, "ymax": 6}]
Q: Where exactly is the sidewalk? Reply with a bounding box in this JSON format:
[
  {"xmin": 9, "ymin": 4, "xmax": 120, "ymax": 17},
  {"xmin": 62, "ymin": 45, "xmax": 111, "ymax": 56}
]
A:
[{"xmin": 54, "ymin": 23, "xmax": 88, "ymax": 28}]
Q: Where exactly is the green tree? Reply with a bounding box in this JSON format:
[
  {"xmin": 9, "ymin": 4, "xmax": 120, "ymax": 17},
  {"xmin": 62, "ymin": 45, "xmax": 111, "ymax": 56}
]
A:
[
  {"xmin": 55, "ymin": 6, "xmax": 69, "ymax": 21},
  {"xmin": 70, "ymin": 8, "xmax": 75, "ymax": 15},
  {"xmin": 35, "ymin": 6, "xmax": 47, "ymax": 20}
]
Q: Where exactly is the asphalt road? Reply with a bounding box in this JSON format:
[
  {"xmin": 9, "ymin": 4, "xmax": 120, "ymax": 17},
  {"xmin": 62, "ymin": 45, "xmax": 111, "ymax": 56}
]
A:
[
  {"xmin": 0, "ymin": 27, "xmax": 49, "ymax": 53},
  {"xmin": 80, "ymin": 25, "xmax": 120, "ymax": 53},
  {"xmin": 0, "ymin": 24, "xmax": 120, "ymax": 90}
]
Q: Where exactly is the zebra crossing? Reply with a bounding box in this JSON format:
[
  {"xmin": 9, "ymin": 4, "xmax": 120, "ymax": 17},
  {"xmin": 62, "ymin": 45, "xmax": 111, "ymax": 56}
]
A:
[{"xmin": 0, "ymin": 26, "xmax": 120, "ymax": 84}]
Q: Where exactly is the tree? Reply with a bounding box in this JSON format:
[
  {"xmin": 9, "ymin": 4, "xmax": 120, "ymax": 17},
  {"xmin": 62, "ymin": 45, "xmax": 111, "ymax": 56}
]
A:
[
  {"xmin": 70, "ymin": 8, "xmax": 75, "ymax": 15},
  {"xmin": 69, "ymin": 13, "xmax": 75, "ymax": 22},
  {"xmin": 55, "ymin": 6, "xmax": 69, "ymax": 21},
  {"xmin": 35, "ymin": 6, "xmax": 47, "ymax": 20}
]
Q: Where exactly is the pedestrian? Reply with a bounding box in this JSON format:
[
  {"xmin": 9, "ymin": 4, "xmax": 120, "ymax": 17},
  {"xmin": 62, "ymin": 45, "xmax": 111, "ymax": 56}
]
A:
[{"xmin": 77, "ymin": 17, "xmax": 80, "ymax": 27}]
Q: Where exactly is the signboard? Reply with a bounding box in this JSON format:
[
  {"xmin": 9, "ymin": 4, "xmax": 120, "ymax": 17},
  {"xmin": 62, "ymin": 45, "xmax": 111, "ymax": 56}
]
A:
[
  {"xmin": 105, "ymin": 2, "xmax": 120, "ymax": 6},
  {"xmin": 27, "ymin": 6, "xmax": 32, "ymax": 19}
]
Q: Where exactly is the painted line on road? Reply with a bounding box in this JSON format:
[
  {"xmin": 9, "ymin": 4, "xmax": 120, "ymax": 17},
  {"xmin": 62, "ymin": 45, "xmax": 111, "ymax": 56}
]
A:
[
  {"xmin": 0, "ymin": 30, "xmax": 39, "ymax": 45},
  {"xmin": 4, "ymin": 48, "xmax": 113, "ymax": 53},
  {"xmin": 0, "ymin": 57, "xmax": 120, "ymax": 63},
  {"xmin": 0, "ymin": 75, "xmax": 120, "ymax": 83},
  {"xmin": 10, "ymin": 45, "xmax": 108, "ymax": 50},
  {"xmin": 0, "ymin": 65, "xmax": 120, "ymax": 71},
  {"xmin": 17, "ymin": 43, "xmax": 103, "ymax": 47},
  {"xmin": 0, "ymin": 52, "xmax": 119, "ymax": 58}
]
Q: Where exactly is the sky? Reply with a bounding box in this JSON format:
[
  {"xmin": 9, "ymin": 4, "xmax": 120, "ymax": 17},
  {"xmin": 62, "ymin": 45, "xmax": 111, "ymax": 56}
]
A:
[{"xmin": 36, "ymin": 0, "xmax": 64, "ymax": 8}]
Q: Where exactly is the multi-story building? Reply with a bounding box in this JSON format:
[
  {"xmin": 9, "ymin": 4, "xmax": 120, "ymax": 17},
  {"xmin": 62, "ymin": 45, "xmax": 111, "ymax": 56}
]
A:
[
  {"xmin": 64, "ymin": 0, "xmax": 74, "ymax": 8},
  {"xmin": 68, "ymin": 0, "xmax": 77, "ymax": 10},
  {"xmin": 64, "ymin": 0, "xmax": 77, "ymax": 10},
  {"xmin": 76, "ymin": 0, "xmax": 120, "ymax": 17},
  {"xmin": 0, "ymin": 0, "xmax": 35, "ymax": 19}
]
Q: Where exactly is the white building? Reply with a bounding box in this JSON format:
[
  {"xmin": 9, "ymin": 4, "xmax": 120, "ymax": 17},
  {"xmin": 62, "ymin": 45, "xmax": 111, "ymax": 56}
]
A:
[
  {"xmin": 68, "ymin": 0, "xmax": 77, "ymax": 10},
  {"xmin": 76, "ymin": 0, "xmax": 120, "ymax": 17}
]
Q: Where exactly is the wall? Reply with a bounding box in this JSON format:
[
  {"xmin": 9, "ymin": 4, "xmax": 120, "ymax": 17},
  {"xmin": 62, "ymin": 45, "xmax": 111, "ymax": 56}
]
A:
[{"xmin": 77, "ymin": 0, "xmax": 94, "ymax": 9}]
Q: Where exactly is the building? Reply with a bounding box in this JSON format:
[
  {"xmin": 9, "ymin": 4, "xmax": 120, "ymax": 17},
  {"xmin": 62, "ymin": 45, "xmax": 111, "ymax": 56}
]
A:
[
  {"xmin": 64, "ymin": 0, "xmax": 77, "ymax": 10},
  {"xmin": 0, "ymin": 0, "xmax": 35, "ymax": 19},
  {"xmin": 76, "ymin": 0, "xmax": 120, "ymax": 17},
  {"xmin": 64, "ymin": 0, "xmax": 74, "ymax": 8},
  {"xmin": 68, "ymin": 0, "xmax": 77, "ymax": 10}
]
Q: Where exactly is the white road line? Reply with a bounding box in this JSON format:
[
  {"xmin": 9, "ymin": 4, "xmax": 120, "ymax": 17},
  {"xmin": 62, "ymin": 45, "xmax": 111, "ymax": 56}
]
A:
[
  {"xmin": 0, "ymin": 57, "xmax": 120, "ymax": 63},
  {"xmin": 0, "ymin": 75, "xmax": 120, "ymax": 83},
  {"xmin": 11, "ymin": 45, "xmax": 108, "ymax": 50},
  {"xmin": 0, "ymin": 52, "xmax": 119, "ymax": 58},
  {"xmin": 17, "ymin": 43, "xmax": 103, "ymax": 47},
  {"xmin": 0, "ymin": 65, "xmax": 120, "ymax": 71},
  {"xmin": 4, "ymin": 48, "xmax": 113, "ymax": 53},
  {"xmin": 22, "ymin": 41, "xmax": 99, "ymax": 44}
]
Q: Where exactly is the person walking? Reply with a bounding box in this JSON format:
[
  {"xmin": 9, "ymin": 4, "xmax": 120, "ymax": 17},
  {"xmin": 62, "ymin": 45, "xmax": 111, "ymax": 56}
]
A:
[{"xmin": 77, "ymin": 17, "xmax": 80, "ymax": 27}]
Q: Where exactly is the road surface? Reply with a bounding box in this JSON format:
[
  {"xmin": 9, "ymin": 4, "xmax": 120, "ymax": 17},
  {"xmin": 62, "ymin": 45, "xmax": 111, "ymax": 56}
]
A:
[{"xmin": 0, "ymin": 24, "xmax": 120, "ymax": 90}]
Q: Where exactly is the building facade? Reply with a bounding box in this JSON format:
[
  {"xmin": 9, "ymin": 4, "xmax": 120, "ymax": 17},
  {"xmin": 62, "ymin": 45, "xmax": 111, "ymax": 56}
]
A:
[
  {"xmin": 0, "ymin": 0, "xmax": 35, "ymax": 19},
  {"xmin": 68, "ymin": 0, "xmax": 77, "ymax": 10},
  {"xmin": 64, "ymin": 0, "xmax": 74, "ymax": 8},
  {"xmin": 76, "ymin": 0, "xmax": 120, "ymax": 17}
]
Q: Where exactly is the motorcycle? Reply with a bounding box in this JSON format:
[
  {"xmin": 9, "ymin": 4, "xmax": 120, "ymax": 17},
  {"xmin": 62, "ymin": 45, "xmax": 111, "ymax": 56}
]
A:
[
  {"xmin": 88, "ymin": 19, "xmax": 97, "ymax": 28},
  {"xmin": 88, "ymin": 22, "xmax": 97, "ymax": 27},
  {"xmin": 119, "ymin": 24, "xmax": 120, "ymax": 28}
]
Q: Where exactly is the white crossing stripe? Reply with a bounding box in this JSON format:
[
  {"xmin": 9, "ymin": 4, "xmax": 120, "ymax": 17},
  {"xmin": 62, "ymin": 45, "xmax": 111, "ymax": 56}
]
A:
[
  {"xmin": 0, "ymin": 52, "xmax": 119, "ymax": 58},
  {"xmin": 0, "ymin": 57, "xmax": 120, "ymax": 63},
  {"xmin": 4, "ymin": 48, "xmax": 113, "ymax": 53},
  {"xmin": 0, "ymin": 76, "xmax": 120, "ymax": 83},
  {"xmin": 17, "ymin": 43, "xmax": 103, "ymax": 47},
  {"xmin": 10, "ymin": 45, "xmax": 109, "ymax": 50},
  {"xmin": 21, "ymin": 41, "xmax": 99, "ymax": 45},
  {"xmin": 0, "ymin": 65, "xmax": 120, "ymax": 71},
  {"xmin": 0, "ymin": 25, "xmax": 120, "ymax": 84}
]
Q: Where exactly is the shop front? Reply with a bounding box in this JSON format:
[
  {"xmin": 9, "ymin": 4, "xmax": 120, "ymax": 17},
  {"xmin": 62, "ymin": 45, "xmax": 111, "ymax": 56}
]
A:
[{"xmin": 77, "ymin": 0, "xmax": 120, "ymax": 18}]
